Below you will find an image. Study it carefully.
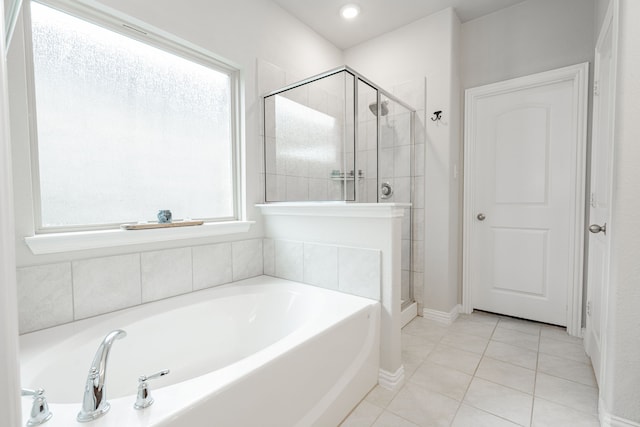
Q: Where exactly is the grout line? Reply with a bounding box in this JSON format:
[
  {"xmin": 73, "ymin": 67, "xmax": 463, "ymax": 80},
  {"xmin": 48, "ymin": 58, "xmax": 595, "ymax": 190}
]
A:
[{"xmin": 529, "ymin": 324, "xmax": 542, "ymax": 427}]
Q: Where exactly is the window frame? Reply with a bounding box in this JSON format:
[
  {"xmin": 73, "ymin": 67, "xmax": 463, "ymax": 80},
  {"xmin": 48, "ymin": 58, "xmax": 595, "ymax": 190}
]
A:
[{"xmin": 24, "ymin": 0, "xmax": 243, "ymax": 234}]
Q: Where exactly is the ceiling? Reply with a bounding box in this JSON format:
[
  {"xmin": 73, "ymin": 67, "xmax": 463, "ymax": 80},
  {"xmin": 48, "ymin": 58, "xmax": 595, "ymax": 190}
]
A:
[{"xmin": 272, "ymin": 0, "xmax": 529, "ymax": 49}]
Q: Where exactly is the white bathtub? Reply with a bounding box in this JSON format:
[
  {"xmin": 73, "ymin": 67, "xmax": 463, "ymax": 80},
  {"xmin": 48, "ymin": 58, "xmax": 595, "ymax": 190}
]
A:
[{"xmin": 20, "ymin": 276, "xmax": 380, "ymax": 426}]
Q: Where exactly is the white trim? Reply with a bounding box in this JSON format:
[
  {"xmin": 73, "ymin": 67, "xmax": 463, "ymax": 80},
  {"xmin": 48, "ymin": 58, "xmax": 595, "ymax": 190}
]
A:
[
  {"xmin": 0, "ymin": 3, "xmax": 22, "ymax": 423},
  {"xmin": 600, "ymin": 398, "xmax": 640, "ymax": 427},
  {"xmin": 401, "ymin": 302, "xmax": 417, "ymax": 328},
  {"xmin": 462, "ymin": 63, "xmax": 589, "ymax": 337},
  {"xmin": 422, "ymin": 304, "xmax": 460, "ymax": 325},
  {"xmin": 25, "ymin": 220, "xmax": 254, "ymax": 254},
  {"xmin": 257, "ymin": 202, "xmax": 411, "ymax": 218},
  {"xmin": 378, "ymin": 366, "xmax": 405, "ymax": 391}
]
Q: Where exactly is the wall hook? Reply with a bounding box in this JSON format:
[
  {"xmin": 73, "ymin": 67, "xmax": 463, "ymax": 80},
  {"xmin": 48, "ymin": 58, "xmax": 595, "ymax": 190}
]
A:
[{"xmin": 431, "ymin": 110, "xmax": 443, "ymax": 121}]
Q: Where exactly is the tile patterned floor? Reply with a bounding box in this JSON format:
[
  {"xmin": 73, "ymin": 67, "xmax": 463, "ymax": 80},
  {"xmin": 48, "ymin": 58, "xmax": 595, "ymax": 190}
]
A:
[{"xmin": 341, "ymin": 311, "xmax": 600, "ymax": 427}]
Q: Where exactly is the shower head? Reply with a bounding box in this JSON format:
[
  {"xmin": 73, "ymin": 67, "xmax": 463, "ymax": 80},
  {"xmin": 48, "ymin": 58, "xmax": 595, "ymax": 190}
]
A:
[{"xmin": 368, "ymin": 100, "xmax": 389, "ymax": 117}]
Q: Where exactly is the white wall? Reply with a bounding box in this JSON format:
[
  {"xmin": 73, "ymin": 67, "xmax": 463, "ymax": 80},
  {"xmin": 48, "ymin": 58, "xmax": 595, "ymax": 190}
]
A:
[
  {"xmin": 8, "ymin": 0, "xmax": 343, "ymax": 267},
  {"xmin": 462, "ymin": 0, "xmax": 596, "ymax": 89},
  {"xmin": 601, "ymin": 0, "xmax": 640, "ymax": 423},
  {"xmin": 345, "ymin": 8, "xmax": 463, "ymax": 314},
  {"xmin": 0, "ymin": 2, "xmax": 22, "ymax": 425}
]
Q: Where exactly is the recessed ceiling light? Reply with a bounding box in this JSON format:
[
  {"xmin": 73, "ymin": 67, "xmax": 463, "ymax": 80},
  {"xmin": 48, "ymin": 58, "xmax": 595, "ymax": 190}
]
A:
[{"xmin": 340, "ymin": 4, "xmax": 360, "ymax": 20}]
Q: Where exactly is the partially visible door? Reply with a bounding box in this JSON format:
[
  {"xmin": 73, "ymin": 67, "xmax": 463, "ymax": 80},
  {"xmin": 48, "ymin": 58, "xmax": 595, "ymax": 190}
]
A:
[
  {"xmin": 464, "ymin": 64, "xmax": 588, "ymax": 328},
  {"xmin": 585, "ymin": 0, "xmax": 618, "ymax": 386}
]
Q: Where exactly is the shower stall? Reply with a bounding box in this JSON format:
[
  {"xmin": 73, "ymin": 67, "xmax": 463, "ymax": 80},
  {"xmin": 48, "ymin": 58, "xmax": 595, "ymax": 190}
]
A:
[{"xmin": 262, "ymin": 66, "xmax": 416, "ymax": 310}]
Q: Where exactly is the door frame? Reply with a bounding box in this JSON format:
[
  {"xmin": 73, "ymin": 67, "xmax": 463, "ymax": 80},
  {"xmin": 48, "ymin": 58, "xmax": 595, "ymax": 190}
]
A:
[
  {"xmin": 585, "ymin": 0, "xmax": 618, "ymax": 387},
  {"xmin": 462, "ymin": 63, "xmax": 589, "ymax": 336}
]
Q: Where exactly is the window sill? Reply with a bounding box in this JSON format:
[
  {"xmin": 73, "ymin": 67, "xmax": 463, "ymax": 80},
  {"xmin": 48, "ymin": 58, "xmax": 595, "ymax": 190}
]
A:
[{"xmin": 24, "ymin": 221, "xmax": 255, "ymax": 255}]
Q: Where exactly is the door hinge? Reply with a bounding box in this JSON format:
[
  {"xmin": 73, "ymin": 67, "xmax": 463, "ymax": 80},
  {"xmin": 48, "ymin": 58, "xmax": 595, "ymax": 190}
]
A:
[
  {"xmin": 590, "ymin": 192, "xmax": 597, "ymax": 208},
  {"xmin": 593, "ymin": 81, "xmax": 599, "ymax": 96},
  {"xmin": 587, "ymin": 301, "xmax": 592, "ymax": 316}
]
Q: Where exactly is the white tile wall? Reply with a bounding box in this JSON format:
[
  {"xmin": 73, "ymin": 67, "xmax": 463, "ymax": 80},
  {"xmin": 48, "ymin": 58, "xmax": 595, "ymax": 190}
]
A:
[
  {"xmin": 192, "ymin": 243, "xmax": 232, "ymax": 291},
  {"xmin": 73, "ymin": 254, "xmax": 142, "ymax": 320},
  {"xmin": 275, "ymin": 240, "xmax": 304, "ymax": 282},
  {"xmin": 141, "ymin": 247, "xmax": 192, "ymax": 303},
  {"xmin": 263, "ymin": 239, "xmax": 275, "ymax": 276},
  {"xmin": 232, "ymin": 239, "xmax": 264, "ymax": 281},
  {"xmin": 17, "ymin": 263, "xmax": 73, "ymax": 333},
  {"xmin": 265, "ymin": 238, "xmax": 381, "ymax": 301},
  {"xmin": 338, "ymin": 246, "xmax": 381, "ymax": 300},
  {"xmin": 18, "ymin": 239, "xmax": 265, "ymax": 334},
  {"xmin": 303, "ymin": 243, "xmax": 338, "ymax": 289}
]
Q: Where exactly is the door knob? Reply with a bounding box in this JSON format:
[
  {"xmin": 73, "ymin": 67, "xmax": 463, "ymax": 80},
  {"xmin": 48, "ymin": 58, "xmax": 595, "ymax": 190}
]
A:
[
  {"xmin": 589, "ymin": 223, "xmax": 606, "ymax": 235},
  {"xmin": 477, "ymin": 213, "xmax": 486, "ymax": 221}
]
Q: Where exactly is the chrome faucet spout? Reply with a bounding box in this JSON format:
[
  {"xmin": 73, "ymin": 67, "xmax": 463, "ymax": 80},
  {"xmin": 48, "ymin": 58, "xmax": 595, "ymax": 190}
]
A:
[{"xmin": 77, "ymin": 329, "xmax": 127, "ymax": 422}]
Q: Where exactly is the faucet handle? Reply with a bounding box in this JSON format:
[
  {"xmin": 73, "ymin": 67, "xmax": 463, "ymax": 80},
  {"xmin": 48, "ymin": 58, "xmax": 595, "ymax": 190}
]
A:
[
  {"xmin": 134, "ymin": 369, "xmax": 170, "ymax": 410},
  {"xmin": 21, "ymin": 388, "xmax": 53, "ymax": 426}
]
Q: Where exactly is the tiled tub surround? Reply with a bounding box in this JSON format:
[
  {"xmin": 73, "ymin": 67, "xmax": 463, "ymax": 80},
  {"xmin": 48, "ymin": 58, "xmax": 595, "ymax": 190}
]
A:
[
  {"xmin": 17, "ymin": 239, "xmax": 264, "ymax": 334},
  {"xmin": 263, "ymin": 238, "xmax": 381, "ymax": 301},
  {"xmin": 17, "ymin": 237, "xmax": 380, "ymax": 334}
]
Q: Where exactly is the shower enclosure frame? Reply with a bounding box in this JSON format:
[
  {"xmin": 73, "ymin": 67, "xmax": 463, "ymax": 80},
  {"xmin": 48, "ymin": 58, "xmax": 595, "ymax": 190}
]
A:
[{"xmin": 262, "ymin": 65, "xmax": 417, "ymax": 309}]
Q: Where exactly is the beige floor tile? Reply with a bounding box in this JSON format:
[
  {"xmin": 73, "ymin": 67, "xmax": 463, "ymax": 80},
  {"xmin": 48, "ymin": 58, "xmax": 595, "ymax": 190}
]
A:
[
  {"xmin": 538, "ymin": 336, "xmax": 590, "ymax": 364},
  {"xmin": 534, "ymin": 372, "xmax": 598, "ymax": 415},
  {"xmin": 427, "ymin": 344, "xmax": 482, "ymax": 375},
  {"xmin": 464, "ymin": 377, "xmax": 533, "ymax": 426},
  {"xmin": 484, "ymin": 340, "xmax": 538, "ymax": 370},
  {"xmin": 540, "ymin": 325, "xmax": 583, "ymax": 344},
  {"xmin": 532, "ymin": 398, "xmax": 600, "ymax": 427},
  {"xmin": 447, "ymin": 320, "xmax": 496, "ymax": 338},
  {"xmin": 402, "ymin": 318, "xmax": 448, "ymax": 341},
  {"xmin": 475, "ymin": 356, "xmax": 536, "ymax": 394},
  {"xmin": 492, "ymin": 326, "xmax": 540, "ymax": 351},
  {"xmin": 537, "ymin": 353, "xmax": 597, "ymax": 387},
  {"xmin": 341, "ymin": 400, "xmax": 384, "ymax": 427},
  {"xmin": 371, "ymin": 410, "xmax": 420, "ymax": 427},
  {"xmin": 452, "ymin": 404, "xmax": 522, "ymax": 427},
  {"xmin": 440, "ymin": 331, "xmax": 489, "ymax": 354},
  {"xmin": 365, "ymin": 385, "xmax": 400, "ymax": 409},
  {"xmin": 409, "ymin": 360, "xmax": 473, "ymax": 401},
  {"xmin": 387, "ymin": 383, "xmax": 460, "ymax": 427}
]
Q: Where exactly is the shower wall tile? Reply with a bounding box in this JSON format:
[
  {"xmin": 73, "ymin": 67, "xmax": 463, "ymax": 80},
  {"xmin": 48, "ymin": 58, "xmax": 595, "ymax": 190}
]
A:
[
  {"xmin": 303, "ymin": 243, "xmax": 338, "ymax": 290},
  {"xmin": 141, "ymin": 247, "xmax": 192, "ymax": 303},
  {"xmin": 394, "ymin": 145, "xmax": 411, "ymax": 177},
  {"xmin": 232, "ymin": 239, "xmax": 264, "ymax": 281},
  {"xmin": 414, "ymin": 177, "xmax": 425, "ymax": 209},
  {"xmin": 257, "ymin": 58, "xmax": 286, "ymax": 96},
  {"xmin": 275, "ymin": 240, "xmax": 304, "ymax": 282},
  {"xmin": 17, "ymin": 263, "xmax": 73, "ymax": 334},
  {"xmin": 402, "ymin": 239, "xmax": 411, "ymax": 271},
  {"xmin": 379, "ymin": 148, "xmax": 394, "ymax": 178},
  {"xmin": 286, "ymin": 176, "xmax": 309, "ymax": 200},
  {"xmin": 263, "ymin": 239, "xmax": 275, "ymax": 276},
  {"xmin": 415, "ymin": 143, "xmax": 425, "ymax": 176},
  {"xmin": 193, "ymin": 243, "xmax": 233, "ymax": 290},
  {"xmin": 394, "ymin": 177, "xmax": 411, "ymax": 202},
  {"xmin": 73, "ymin": 254, "xmax": 141, "ymax": 320},
  {"xmin": 413, "ymin": 208, "xmax": 425, "ymax": 241},
  {"xmin": 338, "ymin": 246, "xmax": 381, "ymax": 300},
  {"xmin": 412, "ymin": 241, "xmax": 425, "ymax": 273},
  {"xmin": 309, "ymin": 178, "xmax": 329, "ymax": 200},
  {"xmin": 402, "ymin": 208, "xmax": 412, "ymax": 239}
]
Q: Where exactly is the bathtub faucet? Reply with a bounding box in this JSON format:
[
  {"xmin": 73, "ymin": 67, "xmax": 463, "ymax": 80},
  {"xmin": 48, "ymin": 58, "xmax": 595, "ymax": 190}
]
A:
[{"xmin": 77, "ymin": 329, "xmax": 127, "ymax": 422}]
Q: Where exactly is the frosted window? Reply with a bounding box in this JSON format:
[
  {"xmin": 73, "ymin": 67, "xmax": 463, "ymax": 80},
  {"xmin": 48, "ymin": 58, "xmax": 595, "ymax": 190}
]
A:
[{"xmin": 30, "ymin": 2, "xmax": 235, "ymax": 228}]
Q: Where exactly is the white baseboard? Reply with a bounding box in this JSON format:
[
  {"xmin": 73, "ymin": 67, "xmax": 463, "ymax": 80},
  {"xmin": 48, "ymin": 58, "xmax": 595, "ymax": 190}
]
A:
[
  {"xmin": 600, "ymin": 398, "xmax": 640, "ymax": 427},
  {"xmin": 401, "ymin": 302, "xmax": 418, "ymax": 328},
  {"xmin": 378, "ymin": 366, "xmax": 405, "ymax": 391},
  {"xmin": 422, "ymin": 304, "xmax": 461, "ymax": 325}
]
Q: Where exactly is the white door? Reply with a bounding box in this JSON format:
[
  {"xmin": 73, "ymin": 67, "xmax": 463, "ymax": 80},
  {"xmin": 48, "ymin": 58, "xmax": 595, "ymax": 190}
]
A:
[
  {"xmin": 464, "ymin": 64, "xmax": 588, "ymax": 328},
  {"xmin": 585, "ymin": 0, "xmax": 618, "ymax": 386}
]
